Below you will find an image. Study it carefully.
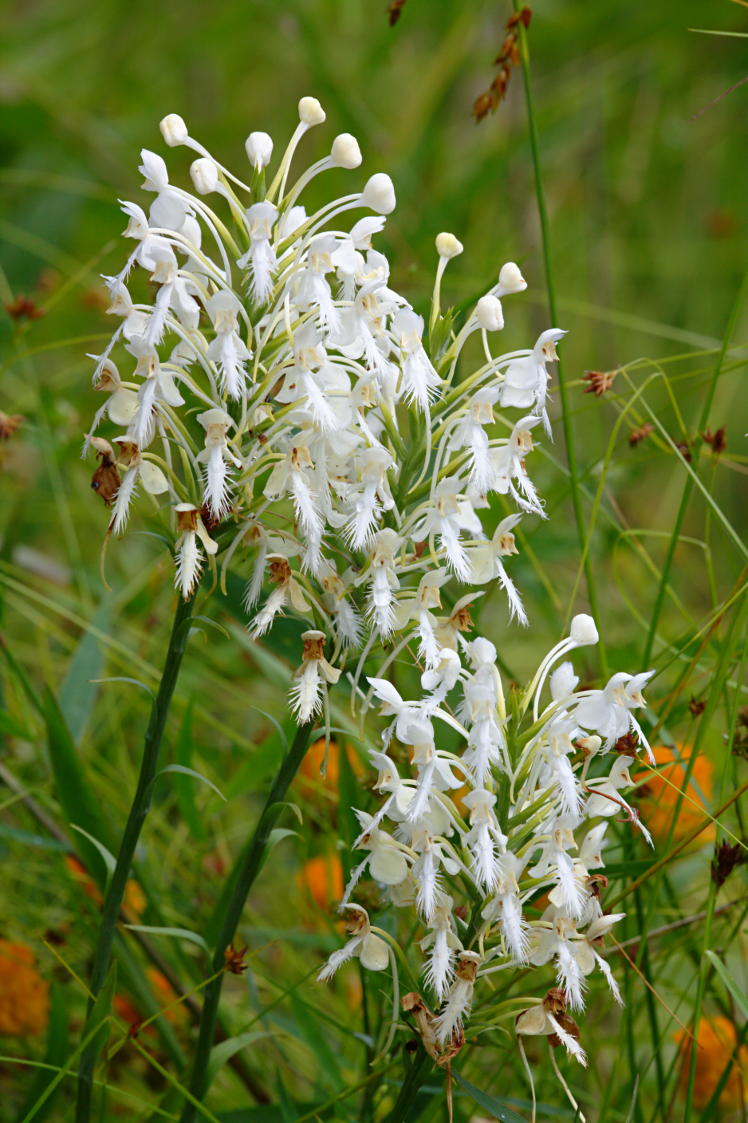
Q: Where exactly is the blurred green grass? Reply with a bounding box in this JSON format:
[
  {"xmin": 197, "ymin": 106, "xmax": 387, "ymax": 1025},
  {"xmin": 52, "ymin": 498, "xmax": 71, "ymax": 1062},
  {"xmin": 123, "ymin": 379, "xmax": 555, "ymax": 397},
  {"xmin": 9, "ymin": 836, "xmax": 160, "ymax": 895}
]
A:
[{"xmin": 0, "ymin": 1, "xmax": 747, "ymax": 1121}]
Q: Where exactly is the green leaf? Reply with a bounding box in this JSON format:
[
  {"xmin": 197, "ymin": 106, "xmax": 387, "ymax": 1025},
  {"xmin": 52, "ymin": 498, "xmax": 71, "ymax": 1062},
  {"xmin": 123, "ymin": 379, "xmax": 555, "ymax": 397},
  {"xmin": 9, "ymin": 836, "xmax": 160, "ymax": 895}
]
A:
[
  {"xmin": 705, "ymin": 950, "xmax": 748, "ymax": 1019},
  {"xmin": 267, "ymin": 800, "xmax": 303, "ymax": 825},
  {"xmin": 158, "ymin": 763, "xmax": 226, "ymax": 803},
  {"xmin": 90, "ymin": 676, "xmax": 154, "ymax": 698},
  {"xmin": 453, "ymin": 1073, "xmax": 528, "ymax": 1123},
  {"xmin": 40, "ymin": 688, "xmax": 112, "ymax": 885},
  {"xmin": 206, "ymin": 1031, "xmax": 271, "ymax": 1086},
  {"xmin": 173, "ymin": 701, "xmax": 206, "ymax": 839},
  {"xmin": 190, "ymin": 614, "xmax": 231, "ymax": 640},
  {"xmin": 58, "ymin": 599, "xmax": 110, "ymax": 743},
  {"xmin": 266, "ymin": 827, "xmax": 299, "ymax": 855},
  {"xmin": 69, "ymin": 825, "xmax": 116, "ymax": 884},
  {"xmin": 122, "ymin": 924, "xmax": 209, "ymax": 954}
]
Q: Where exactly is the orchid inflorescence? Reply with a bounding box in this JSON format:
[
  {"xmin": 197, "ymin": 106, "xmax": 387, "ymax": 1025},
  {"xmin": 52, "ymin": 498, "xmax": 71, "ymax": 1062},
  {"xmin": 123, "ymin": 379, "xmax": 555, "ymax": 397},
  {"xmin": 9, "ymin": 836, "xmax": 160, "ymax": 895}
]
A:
[{"xmin": 85, "ymin": 96, "xmax": 655, "ymax": 1094}]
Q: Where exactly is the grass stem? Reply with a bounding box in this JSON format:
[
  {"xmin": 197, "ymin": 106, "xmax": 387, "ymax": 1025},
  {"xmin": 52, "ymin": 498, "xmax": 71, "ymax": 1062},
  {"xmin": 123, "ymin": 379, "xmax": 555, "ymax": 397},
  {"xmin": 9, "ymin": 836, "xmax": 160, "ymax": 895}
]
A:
[
  {"xmin": 75, "ymin": 592, "xmax": 195, "ymax": 1122},
  {"xmin": 178, "ymin": 721, "xmax": 312, "ymax": 1122}
]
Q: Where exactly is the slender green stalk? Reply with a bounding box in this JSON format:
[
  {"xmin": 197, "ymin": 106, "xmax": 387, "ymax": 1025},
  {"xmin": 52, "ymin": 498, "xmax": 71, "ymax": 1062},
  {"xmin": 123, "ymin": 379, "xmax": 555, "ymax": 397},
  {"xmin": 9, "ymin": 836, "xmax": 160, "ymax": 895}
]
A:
[
  {"xmin": 76, "ymin": 592, "xmax": 195, "ymax": 1123},
  {"xmin": 512, "ymin": 1, "xmax": 606, "ymax": 673},
  {"xmin": 642, "ymin": 267, "xmax": 748, "ymax": 666},
  {"xmin": 179, "ymin": 722, "xmax": 312, "ymax": 1122}
]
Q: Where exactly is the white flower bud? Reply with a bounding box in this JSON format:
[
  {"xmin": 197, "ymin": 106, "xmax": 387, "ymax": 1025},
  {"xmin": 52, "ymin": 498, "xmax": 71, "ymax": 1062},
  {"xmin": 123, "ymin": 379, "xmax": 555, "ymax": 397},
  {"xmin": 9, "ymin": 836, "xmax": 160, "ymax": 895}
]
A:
[
  {"xmin": 361, "ymin": 173, "xmax": 396, "ymax": 215},
  {"xmin": 298, "ymin": 96, "xmax": 326, "ymax": 126},
  {"xmin": 245, "ymin": 131, "xmax": 273, "ymax": 170},
  {"xmin": 570, "ymin": 613, "xmax": 599, "ymax": 646},
  {"xmin": 498, "ymin": 261, "xmax": 527, "ymax": 293},
  {"xmin": 190, "ymin": 157, "xmax": 219, "ymax": 195},
  {"xmin": 435, "ymin": 232, "xmax": 463, "ymax": 260},
  {"xmin": 475, "ymin": 294, "xmax": 504, "ymax": 331},
  {"xmin": 159, "ymin": 114, "xmax": 189, "ymax": 147},
  {"xmin": 331, "ymin": 133, "xmax": 362, "ymax": 169}
]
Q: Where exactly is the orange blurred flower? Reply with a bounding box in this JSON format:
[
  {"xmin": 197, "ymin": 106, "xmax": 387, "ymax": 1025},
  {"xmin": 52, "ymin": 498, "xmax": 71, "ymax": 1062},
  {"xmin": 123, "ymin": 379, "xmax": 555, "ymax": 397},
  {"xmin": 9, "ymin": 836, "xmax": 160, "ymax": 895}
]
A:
[
  {"xmin": 675, "ymin": 1015, "xmax": 748, "ymax": 1109},
  {"xmin": 298, "ymin": 853, "xmax": 344, "ymax": 912},
  {"xmin": 114, "ymin": 968, "xmax": 188, "ymax": 1031},
  {"xmin": 65, "ymin": 854, "xmax": 146, "ymax": 918},
  {"xmin": 0, "ymin": 940, "xmax": 49, "ymax": 1037},
  {"xmin": 297, "ymin": 739, "xmax": 361, "ymax": 803},
  {"xmin": 635, "ymin": 744, "xmax": 715, "ymax": 846}
]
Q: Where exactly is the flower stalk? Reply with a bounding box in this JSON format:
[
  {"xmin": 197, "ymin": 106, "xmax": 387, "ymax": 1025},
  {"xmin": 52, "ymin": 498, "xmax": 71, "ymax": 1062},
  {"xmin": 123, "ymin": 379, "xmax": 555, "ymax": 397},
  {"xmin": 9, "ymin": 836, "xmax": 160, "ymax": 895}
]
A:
[
  {"xmin": 178, "ymin": 722, "xmax": 312, "ymax": 1122},
  {"xmin": 75, "ymin": 591, "xmax": 195, "ymax": 1123}
]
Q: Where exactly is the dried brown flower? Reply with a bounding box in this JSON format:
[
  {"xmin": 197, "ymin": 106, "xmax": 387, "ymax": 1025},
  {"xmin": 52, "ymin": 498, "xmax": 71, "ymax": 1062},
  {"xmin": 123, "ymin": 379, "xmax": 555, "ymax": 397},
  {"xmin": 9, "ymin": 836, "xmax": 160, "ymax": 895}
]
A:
[
  {"xmin": 583, "ymin": 369, "xmax": 616, "ymax": 397},
  {"xmin": 223, "ymin": 944, "xmax": 249, "ymax": 974},
  {"xmin": 5, "ymin": 295, "xmax": 45, "ymax": 322},
  {"xmin": 629, "ymin": 423, "xmax": 653, "ymax": 447}
]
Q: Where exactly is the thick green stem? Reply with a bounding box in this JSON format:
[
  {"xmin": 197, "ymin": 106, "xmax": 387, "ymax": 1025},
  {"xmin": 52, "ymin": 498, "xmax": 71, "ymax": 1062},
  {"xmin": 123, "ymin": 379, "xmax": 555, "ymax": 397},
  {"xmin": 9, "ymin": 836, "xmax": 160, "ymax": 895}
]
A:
[
  {"xmin": 513, "ymin": 2, "xmax": 607, "ymax": 673},
  {"xmin": 179, "ymin": 722, "xmax": 312, "ymax": 1122},
  {"xmin": 75, "ymin": 592, "xmax": 195, "ymax": 1123}
]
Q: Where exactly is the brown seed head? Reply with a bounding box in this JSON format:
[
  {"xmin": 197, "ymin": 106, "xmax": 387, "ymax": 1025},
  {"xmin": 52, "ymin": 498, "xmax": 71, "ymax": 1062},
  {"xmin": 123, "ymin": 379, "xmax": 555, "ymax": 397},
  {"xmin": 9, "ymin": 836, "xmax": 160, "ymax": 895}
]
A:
[
  {"xmin": 711, "ymin": 841, "xmax": 745, "ymax": 889},
  {"xmin": 629, "ymin": 423, "xmax": 653, "ymax": 447},
  {"xmin": 701, "ymin": 427, "xmax": 727, "ymax": 455},
  {"xmin": 583, "ymin": 369, "xmax": 616, "ymax": 397},
  {"xmin": 223, "ymin": 944, "xmax": 249, "ymax": 974},
  {"xmin": 5, "ymin": 295, "xmax": 45, "ymax": 322}
]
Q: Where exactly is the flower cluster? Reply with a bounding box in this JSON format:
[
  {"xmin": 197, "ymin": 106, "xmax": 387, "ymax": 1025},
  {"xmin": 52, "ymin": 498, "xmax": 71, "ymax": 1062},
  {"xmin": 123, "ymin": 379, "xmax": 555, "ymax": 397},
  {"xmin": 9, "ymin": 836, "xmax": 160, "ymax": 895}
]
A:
[{"xmin": 85, "ymin": 98, "xmax": 654, "ymax": 1077}]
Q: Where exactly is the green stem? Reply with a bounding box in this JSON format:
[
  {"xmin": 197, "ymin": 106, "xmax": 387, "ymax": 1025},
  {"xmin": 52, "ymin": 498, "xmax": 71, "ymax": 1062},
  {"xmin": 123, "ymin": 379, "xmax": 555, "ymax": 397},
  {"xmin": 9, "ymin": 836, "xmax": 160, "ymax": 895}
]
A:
[
  {"xmin": 642, "ymin": 267, "xmax": 748, "ymax": 667},
  {"xmin": 75, "ymin": 592, "xmax": 195, "ymax": 1123},
  {"xmin": 179, "ymin": 722, "xmax": 312, "ymax": 1122},
  {"xmin": 512, "ymin": 1, "xmax": 606, "ymax": 674}
]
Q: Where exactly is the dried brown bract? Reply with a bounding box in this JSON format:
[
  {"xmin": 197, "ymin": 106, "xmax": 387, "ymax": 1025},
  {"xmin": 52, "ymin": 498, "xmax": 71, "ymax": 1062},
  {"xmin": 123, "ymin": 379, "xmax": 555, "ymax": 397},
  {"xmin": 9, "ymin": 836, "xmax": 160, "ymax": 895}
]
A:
[{"xmin": 90, "ymin": 440, "xmax": 121, "ymax": 506}]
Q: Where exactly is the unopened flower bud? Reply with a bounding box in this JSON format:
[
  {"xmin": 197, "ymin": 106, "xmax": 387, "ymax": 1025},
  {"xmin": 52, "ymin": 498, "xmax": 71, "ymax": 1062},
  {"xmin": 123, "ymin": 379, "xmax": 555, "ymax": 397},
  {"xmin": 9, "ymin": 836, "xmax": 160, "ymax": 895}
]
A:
[
  {"xmin": 245, "ymin": 131, "xmax": 273, "ymax": 170},
  {"xmin": 298, "ymin": 96, "xmax": 326, "ymax": 126},
  {"xmin": 435, "ymin": 232, "xmax": 463, "ymax": 260},
  {"xmin": 570, "ymin": 613, "xmax": 599, "ymax": 646},
  {"xmin": 361, "ymin": 173, "xmax": 396, "ymax": 215},
  {"xmin": 476, "ymin": 294, "xmax": 504, "ymax": 331},
  {"xmin": 331, "ymin": 133, "xmax": 362, "ymax": 169},
  {"xmin": 498, "ymin": 261, "xmax": 527, "ymax": 293},
  {"xmin": 159, "ymin": 113, "xmax": 188, "ymax": 147},
  {"xmin": 190, "ymin": 157, "xmax": 219, "ymax": 195}
]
